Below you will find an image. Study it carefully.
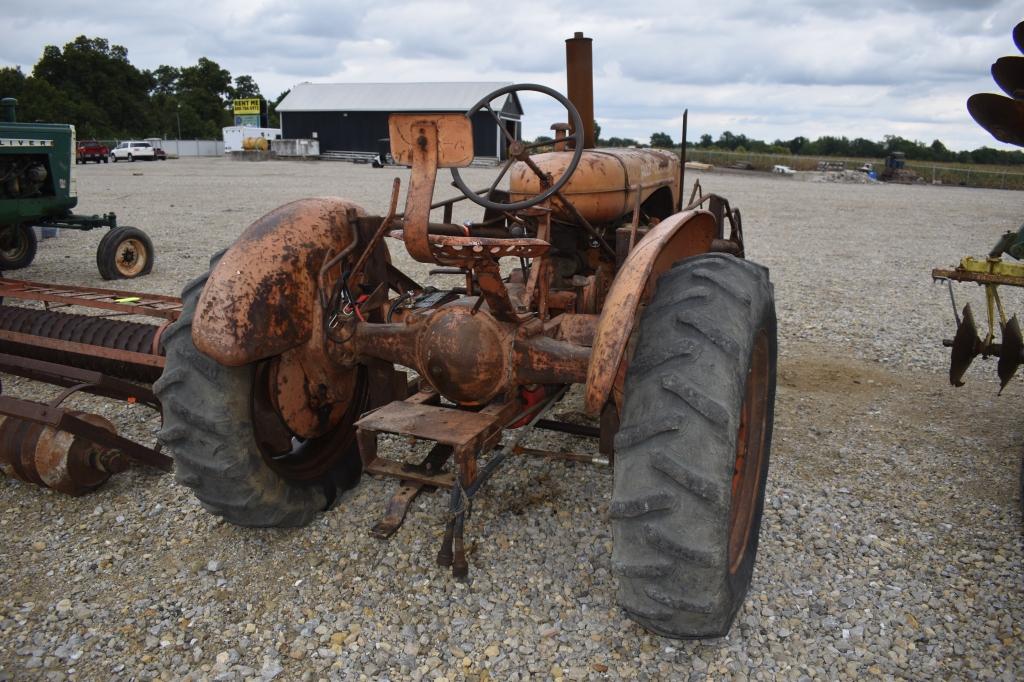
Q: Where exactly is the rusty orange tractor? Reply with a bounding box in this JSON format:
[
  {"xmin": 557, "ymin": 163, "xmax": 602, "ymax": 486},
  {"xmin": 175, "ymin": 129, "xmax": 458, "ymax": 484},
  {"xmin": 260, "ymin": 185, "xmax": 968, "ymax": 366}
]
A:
[{"xmin": 155, "ymin": 34, "xmax": 777, "ymax": 638}]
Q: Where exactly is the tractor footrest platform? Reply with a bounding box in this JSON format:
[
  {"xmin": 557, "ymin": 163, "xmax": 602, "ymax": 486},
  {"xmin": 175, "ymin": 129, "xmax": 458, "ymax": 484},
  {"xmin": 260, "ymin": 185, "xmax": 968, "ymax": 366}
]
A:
[
  {"xmin": 356, "ymin": 399, "xmax": 505, "ymax": 485},
  {"xmin": 356, "ymin": 400, "xmax": 501, "ymax": 449}
]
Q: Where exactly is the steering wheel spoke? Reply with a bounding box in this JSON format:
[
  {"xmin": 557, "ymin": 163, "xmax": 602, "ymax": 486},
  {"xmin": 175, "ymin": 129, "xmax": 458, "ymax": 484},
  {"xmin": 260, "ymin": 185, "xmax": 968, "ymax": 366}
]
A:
[
  {"xmin": 484, "ymin": 104, "xmax": 517, "ymax": 144},
  {"xmin": 451, "ymin": 83, "xmax": 584, "ymax": 212},
  {"xmin": 487, "ymin": 158, "xmax": 516, "ymax": 196},
  {"xmin": 523, "ymin": 138, "xmax": 567, "ymax": 151}
]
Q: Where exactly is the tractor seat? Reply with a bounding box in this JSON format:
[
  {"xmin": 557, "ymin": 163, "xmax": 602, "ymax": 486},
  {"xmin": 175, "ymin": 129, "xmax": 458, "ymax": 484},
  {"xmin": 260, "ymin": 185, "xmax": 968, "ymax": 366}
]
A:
[{"xmin": 387, "ymin": 230, "xmax": 550, "ymax": 260}]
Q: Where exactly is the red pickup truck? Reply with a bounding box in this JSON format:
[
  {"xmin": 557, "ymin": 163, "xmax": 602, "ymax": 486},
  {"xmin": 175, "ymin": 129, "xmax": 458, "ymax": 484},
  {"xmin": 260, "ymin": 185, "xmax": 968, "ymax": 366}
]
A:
[{"xmin": 76, "ymin": 140, "xmax": 109, "ymax": 164}]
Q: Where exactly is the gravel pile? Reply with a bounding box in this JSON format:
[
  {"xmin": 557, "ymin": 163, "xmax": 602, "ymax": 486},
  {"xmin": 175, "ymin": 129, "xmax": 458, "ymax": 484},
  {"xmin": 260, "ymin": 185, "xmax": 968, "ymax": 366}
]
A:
[
  {"xmin": 0, "ymin": 159, "xmax": 1021, "ymax": 680},
  {"xmin": 803, "ymin": 170, "xmax": 877, "ymax": 184}
]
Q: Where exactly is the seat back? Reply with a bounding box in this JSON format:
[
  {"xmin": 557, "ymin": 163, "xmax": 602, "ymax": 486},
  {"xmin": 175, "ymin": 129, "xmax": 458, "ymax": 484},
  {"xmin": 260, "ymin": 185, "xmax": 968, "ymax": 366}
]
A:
[{"xmin": 388, "ymin": 114, "xmax": 474, "ymax": 168}]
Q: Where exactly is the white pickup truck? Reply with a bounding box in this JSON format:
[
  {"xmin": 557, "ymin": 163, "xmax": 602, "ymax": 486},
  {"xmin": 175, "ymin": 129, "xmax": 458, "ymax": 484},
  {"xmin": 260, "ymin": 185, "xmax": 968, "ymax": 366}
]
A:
[{"xmin": 110, "ymin": 141, "xmax": 156, "ymax": 162}]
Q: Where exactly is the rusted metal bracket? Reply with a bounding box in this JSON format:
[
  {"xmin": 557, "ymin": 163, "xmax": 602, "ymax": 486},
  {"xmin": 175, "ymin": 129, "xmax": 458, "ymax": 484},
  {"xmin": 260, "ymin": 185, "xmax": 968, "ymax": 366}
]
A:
[
  {"xmin": 437, "ymin": 386, "xmax": 568, "ymax": 579},
  {"xmin": 0, "ymin": 353, "xmax": 159, "ymax": 409},
  {"xmin": 369, "ymin": 443, "xmax": 453, "ymax": 538},
  {"xmin": 0, "ymin": 278, "xmax": 182, "ymax": 320},
  {"xmin": 512, "ymin": 445, "xmax": 609, "ymax": 466},
  {"xmin": 932, "ymin": 266, "xmax": 1024, "ymax": 287}
]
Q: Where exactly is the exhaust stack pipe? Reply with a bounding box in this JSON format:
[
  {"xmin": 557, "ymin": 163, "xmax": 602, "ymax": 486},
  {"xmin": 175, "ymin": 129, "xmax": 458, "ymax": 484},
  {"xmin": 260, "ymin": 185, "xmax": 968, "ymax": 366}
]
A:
[
  {"xmin": 1, "ymin": 98, "xmax": 16, "ymax": 124},
  {"xmin": 566, "ymin": 32, "xmax": 595, "ymax": 149}
]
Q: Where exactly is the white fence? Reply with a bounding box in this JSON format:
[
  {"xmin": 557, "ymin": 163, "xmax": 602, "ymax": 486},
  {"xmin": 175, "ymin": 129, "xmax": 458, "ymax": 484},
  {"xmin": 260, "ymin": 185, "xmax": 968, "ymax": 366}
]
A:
[{"xmin": 156, "ymin": 139, "xmax": 224, "ymax": 157}]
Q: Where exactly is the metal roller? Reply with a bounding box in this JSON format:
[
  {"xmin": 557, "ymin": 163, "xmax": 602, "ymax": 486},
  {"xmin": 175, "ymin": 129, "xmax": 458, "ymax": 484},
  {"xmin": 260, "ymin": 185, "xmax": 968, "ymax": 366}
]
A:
[
  {"xmin": 0, "ymin": 305, "xmax": 162, "ymax": 382},
  {"xmin": 0, "ymin": 410, "xmax": 127, "ymax": 495}
]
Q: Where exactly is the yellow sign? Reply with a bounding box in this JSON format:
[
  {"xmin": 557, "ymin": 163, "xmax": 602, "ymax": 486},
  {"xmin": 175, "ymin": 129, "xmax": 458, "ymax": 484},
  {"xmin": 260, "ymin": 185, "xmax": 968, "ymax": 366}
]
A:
[{"xmin": 233, "ymin": 98, "xmax": 262, "ymax": 115}]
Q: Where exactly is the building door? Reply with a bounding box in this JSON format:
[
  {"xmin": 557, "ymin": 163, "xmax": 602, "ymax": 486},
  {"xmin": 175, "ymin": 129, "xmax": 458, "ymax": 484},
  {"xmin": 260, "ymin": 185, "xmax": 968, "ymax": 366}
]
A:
[{"xmin": 496, "ymin": 119, "xmax": 519, "ymax": 161}]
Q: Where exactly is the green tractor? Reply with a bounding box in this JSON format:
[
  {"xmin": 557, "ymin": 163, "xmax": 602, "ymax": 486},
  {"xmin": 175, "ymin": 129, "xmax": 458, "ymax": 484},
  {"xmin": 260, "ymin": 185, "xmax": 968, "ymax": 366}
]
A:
[{"xmin": 0, "ymin": 98, "xmax": 154, "ymax": 278}]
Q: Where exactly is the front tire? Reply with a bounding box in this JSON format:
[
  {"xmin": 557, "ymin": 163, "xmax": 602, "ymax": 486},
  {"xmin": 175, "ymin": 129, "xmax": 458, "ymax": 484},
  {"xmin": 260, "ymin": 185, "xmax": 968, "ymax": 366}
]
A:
[
  {"xmin": 96, "ymin": 226, "xmax": 154, "ymax": 279},
  {"xmin": 154, "ymin": 252, "xmax": 368, "ymax": 527},
  {"xmin": 0, "ymin": 224, "xmax": 39, "ymax": 270},
  {"xmin": 611, "ymin": 253, "xmax": 777, "ymax": 638}
]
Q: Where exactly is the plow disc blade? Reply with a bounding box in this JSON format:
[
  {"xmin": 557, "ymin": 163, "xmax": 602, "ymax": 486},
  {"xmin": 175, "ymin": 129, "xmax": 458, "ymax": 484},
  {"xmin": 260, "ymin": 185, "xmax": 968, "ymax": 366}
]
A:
[
  {"xmin": 992, "ymin": 56, "xmax": 1024, "ymax": 100},
  {"xmin": 1015, "ymin": 20, "xmax": 1024, "ymax": 54},
  {"xmin": 967, "ymin": 93, "xmax": 1024, "ymax": 147},
  {"xmin": 998, "ymin": 315, "xmax": 1023, "ymax": 393},
  {"xmin": 950, "ymin": 303, "xmax": 982, "ymax": 387}
]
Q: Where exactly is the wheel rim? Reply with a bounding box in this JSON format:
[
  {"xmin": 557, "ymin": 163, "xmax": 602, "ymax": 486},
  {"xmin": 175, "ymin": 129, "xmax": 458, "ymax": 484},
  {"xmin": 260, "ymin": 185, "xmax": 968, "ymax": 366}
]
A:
[
  {"xmin": 0, "ymin": 227, "xmax": 29, "ymax": 262},
  {"xmin": 251, "ymin": 360, "xmax": 366, "ymax": 481},
  {"xmin": 114, "ymin": 238, "xmax": 148, "ymax": 277},
  {"xmin": 728, "ymin": 329, "xmax": 770, "ymax": 574}
]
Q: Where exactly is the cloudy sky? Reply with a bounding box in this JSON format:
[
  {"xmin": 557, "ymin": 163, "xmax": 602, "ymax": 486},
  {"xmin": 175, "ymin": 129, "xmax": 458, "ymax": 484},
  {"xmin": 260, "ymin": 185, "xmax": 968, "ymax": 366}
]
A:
[{"xmin": 3, "ymin": 0, "xmax": 1022, "ymax": 150}]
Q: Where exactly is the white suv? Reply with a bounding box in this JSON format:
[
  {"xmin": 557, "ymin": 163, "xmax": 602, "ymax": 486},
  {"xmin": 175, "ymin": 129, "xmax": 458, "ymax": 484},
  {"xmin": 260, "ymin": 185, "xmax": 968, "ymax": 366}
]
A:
[{"xmin": 110, "ymin": 141, "xmax": 156, "ymax": 162}]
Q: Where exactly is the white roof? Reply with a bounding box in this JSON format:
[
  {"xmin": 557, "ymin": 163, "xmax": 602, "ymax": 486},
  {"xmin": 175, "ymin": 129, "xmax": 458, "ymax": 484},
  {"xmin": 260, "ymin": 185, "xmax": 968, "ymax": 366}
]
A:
[{"xmin": 277, "ymin": 82, "xmax": 514, "ymax": 113}]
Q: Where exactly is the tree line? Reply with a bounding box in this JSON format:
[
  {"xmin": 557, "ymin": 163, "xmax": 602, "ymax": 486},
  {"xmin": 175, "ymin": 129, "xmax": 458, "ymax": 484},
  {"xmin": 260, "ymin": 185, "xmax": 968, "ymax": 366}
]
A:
[
  {"xmin": 532, "ymin": 126, "xmax": 1024, "ymax": 166},
  {"xmin": 646, "ymin": 130, "xmax": 1024, "ymax": 166},
  {"xmin": 0, "ymin": 36, "xmax": 286, "ymax": 140},
  {"xmin": 550, "ymin": 115, "xmax": 1024, "ymax": 167}
]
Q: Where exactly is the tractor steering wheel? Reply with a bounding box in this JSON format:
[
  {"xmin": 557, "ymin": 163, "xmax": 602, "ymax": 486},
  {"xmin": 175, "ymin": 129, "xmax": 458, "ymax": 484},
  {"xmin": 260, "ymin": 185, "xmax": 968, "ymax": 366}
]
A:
[{"xmin": 451, "ymin": 83, "xmax": 584, "ymax": 212}]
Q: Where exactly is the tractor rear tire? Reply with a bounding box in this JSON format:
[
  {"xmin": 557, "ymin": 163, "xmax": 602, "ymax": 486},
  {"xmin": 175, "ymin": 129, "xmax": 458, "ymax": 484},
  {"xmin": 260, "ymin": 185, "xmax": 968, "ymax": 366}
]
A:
[
  {"xmin": 154, "ymin": 252, "xmax": 366, "ymax": 527},
  {"xmin": 0, "ymin": 224, "xmax": 38, "ymax": 270},
  {"xmin": 611, "ymin": 252, "xmax": 776, "ymax": 638}
]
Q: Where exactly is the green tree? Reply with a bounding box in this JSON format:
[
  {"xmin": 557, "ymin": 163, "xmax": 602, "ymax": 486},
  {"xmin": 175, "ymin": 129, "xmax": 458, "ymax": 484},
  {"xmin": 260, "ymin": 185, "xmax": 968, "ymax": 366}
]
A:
[
  {"xmin": 32, "ymin": 36, "xmax": 153, "ymax": 137},
  {"xmin": 268, "ymin": 89, "xmax": 290, "ymax": 128},
  {"xmin": 8, "ymin": 75, "xmax": 74, "ymax": 125},
  {"xmin": 929, "ymin": 139, "xmax": 952, "ymax": 162},
  {"xmin": 716, "ymin": 131, "xmax": 738, "ymax": 149},
  {"xmin": 176, "ymin": 57, "xmax": 233, "ymax": 137},
  {"xmin": 650, "ymin": 131, "xmax": 674, "ymax": 147},
  {"xmin": 782, "ymin": 136, "xmax": 808, "ymax": 155},
  {"xmin": 231, "ymin": 75, "xmax": 262, "ymax": 100},
  {"xmin": 698, "ymin": 133, "xmax": 713, "ymax": 148},
  {"xmin": 150, "ymin": 65, "xmax": 180, "ymax": 96},
  {"xmin": 0, "ymin": 66, "xmax": 26, "ymax": 102},
  {"xmin": 605, "ymin": 137, "xmax": 639, "ymax": 147},
  {"xmin": 849, "ymin": 137, "xmax": 883, "ymax": 158}
]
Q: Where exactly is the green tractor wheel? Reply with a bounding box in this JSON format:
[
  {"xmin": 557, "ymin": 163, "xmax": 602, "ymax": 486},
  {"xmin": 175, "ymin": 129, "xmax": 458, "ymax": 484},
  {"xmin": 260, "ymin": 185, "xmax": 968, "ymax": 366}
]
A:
[
  {"xmin": 96, "ymin": 226, "xmax": 154, "ymax": 279},
  {"xmin": 0, "ymin": 224, "xmax": 39, "ymax": 270}
]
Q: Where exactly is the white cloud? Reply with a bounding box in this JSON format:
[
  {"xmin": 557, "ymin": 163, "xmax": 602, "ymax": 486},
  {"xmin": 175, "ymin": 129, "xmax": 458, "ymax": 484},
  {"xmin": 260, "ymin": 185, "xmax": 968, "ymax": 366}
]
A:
[{"xmin": 1, "ymin": 0, "xmax": 1021, "ymax": 151}]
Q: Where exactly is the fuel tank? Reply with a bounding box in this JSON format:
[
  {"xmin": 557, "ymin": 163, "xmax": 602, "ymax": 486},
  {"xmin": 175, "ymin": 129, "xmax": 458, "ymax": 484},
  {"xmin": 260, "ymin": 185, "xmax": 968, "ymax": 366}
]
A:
[{"xmin": 509, "ymin": 148, "xmax": 680, "ymax": 225}]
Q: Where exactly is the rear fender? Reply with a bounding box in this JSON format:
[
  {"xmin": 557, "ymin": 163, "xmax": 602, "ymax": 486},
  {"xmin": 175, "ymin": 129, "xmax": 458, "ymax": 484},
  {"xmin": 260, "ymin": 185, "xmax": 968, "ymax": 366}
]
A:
[
  {"xmin": 193, "ymin": 197, "xmax": 364, "ymax": 366},
  {"xmin": 584, "ymin": 209, "xmax": 717, "ymax": 413}
]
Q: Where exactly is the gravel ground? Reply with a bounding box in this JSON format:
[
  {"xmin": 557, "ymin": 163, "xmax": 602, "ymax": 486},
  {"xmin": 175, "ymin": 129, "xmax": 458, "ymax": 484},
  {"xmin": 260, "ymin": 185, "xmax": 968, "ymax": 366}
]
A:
[{"xmin": 0, "ymin": 158, "xmax": 1021, "ymax": 681}]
